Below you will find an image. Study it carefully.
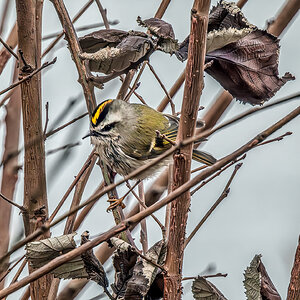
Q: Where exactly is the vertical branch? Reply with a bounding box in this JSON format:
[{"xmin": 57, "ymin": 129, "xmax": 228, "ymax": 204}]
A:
[
  {"xmin": 138, "ymin": 181, "xmax": 148, "ymax": 254},
  {"xmin": 0, "ymin": 63, "xmax": 21, "ymax": 290},
  {"xmin": 164, "ymin": 1, "xmax": 210, "ymax": 300},
  {"xmin": 287, "ymin": 236, "xmax": 300, "ymax": 300},
  {"xmin": 15, "ymin": 0, "xmax": 52, "ymax": 298}
]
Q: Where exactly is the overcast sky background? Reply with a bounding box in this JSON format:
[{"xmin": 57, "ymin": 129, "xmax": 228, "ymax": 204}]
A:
[{"xmin": 0, "ymin": 0, "xmax": 300, "ymax": 299}]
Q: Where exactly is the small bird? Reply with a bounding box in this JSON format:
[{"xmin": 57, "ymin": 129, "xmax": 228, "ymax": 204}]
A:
[{"xmin": 85, "ymin": 99, "xmax": 216, "ymax": 181}]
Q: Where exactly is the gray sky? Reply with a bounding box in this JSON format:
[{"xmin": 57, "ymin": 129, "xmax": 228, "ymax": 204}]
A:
[{"xmin": 0, "ymin": 0, "xmax": 299, "ymax": 299}]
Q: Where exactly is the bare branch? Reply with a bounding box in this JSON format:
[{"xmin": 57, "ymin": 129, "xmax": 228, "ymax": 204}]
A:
[
  {"xmin": 185, "ymin": 163, "xmax": 243, "ymax": 247},
  {"xmin": 0, "ymin": 36, "xmax": 18, "ymax": 59},
  {"xmin": 94, "ymin": 0, "xmax": 110, "ymax": 29},
  {"xmin": 0, "ymin": 57, "xmax": 57, "ymax": 97}
]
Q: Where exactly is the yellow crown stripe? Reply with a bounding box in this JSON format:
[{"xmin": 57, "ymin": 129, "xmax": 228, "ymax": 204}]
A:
[{"xmin": 91, "ymin": 99, "xmax": 113, "ymax": 125}]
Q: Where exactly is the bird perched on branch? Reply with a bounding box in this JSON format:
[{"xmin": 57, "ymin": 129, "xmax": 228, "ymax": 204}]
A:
[{"xmin": 84, "ymin": 99, "xmax": 216, "ymax": 182}]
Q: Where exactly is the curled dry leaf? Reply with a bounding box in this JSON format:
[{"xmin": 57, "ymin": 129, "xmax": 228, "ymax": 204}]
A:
[
  {"xmin": 80, "ymin": 35, "xmax": 153, "ymax": 75},
  {"xmin": 137, "ymin": 16, "xmax": 178, "ymax": 54},
  {"xmin": 192, "ymin": 276, "xmax": 228, "ymax": 300},
  {"xmin": 125, "ymin": 240, "xmax": 167, "ymax": 300},
  {"xmin": 79, "ymin": 29, "xmax": 129, "ymax": 53},
  {"xmin": 81, "ymin": 231, "xmax": 109, "ymax": 289},
  {"xmin": 25, "ymin": 233, "xmax": 88, "ymax": 279},
  {"xmin": 205, "ymin": 30, "xmax": 295, "ymax": 105},
  {"xmin": 243, "ymin": 254, "xmax": 281, "ymax": 300},
  {"xmin": 109, "ymin": 237, "xmax": 138, "ymax": 299},
  {"xmin": 175, "ymin": 0, "xmax": 294, "ymax": 105}
]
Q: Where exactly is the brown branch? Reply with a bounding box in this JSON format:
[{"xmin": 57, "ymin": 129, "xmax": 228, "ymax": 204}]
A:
[
  {"xmin": 182, "ymin": 273, "xmax": 228, "ymax": 280},
  {"xmin": 185, "ymin": 163, "xmax": 242, "ymax": 247},
  {"xmin": 138, "ymin": 181, "xmax": 148, "ymax": 254},
  {"xmin": 0, "ymin": 63, "xmax": 21, "ymax": 288},
  {"xmin": 0, "ymin": 36, "xmax": 18, "ymax": 59},
  {"xmin": 0, "ymin": 23, "xmax": 17, "ymax": 75},
  {"xmin": 124, "ymin": 61, "xmax": 147, "ymax": 102},
  {"xmin": 0, "ymin": 193, "xmax": 26, "ymax": 212},
  {"xmin": 147, "ymin": 61, "xmax": 175, "ymax": 114},
  {"xmin": 126, "ymin": 181, "xmax": 165, "ymax": 231},
  {"xmin": 117, "ymin": 70, "xmax": 136, "ymax": 100},
  {"xmin": 287, "ymin": 236, "xmax": 300, "ymax": 300},
  {"xmin": 268, "ymin": 0, "xmax": 300, "ymax": 36},
  {"xmin": 0, "ymin": 57, "xmax": 57, "ymax": 96},
  {"xmin": 43, "ymin": 102, "xmax": 49, "ymax": 138},
  {"xmin": 49, "ymin": 0, "xmax": 96, "ymax": 115},
  {"xmin": 255, "ymin": 131, "xmax": 292, "ymax": 147},
  {"xmin": 164, "ymin": 2, "xmax": 210, "ymax": 299},
  {"xmin": 191, "ymin": 155, "xmax": 246, "ymax": 196},
  {"xmin": 46, "ymin": 112, "xmax": 88, "ymax": 138},
  {"xmin": 42, "ymin": 20, "xmax": 119, "ymax": 41},
  {"xmin": 48, "ymin": 150, "xmax": 95, "ymax": 223},
  {"xmin": 16, "ymin": 0, "xmax": 53, "ymax": 296},
  {"xmin": 0, "ymin": 0, "xmax": 10, "ymax": 35},
  {"xmin": 94, "ymin": 0, "xmax": 110, "ymax": 29},
  {"xmin": 46, "ymin": 142, "xmax": 80, "ymax": 156},
  {"xmin": 0, "ymin": 255, "xmax": 25, "ymax": 283},
  {"xmin": 157, "ymin": 69, "xmax": 185, "ymax": 112},
  {"xmin": 42, "ymin": 0, "xmax": 94, "ymax": 57},
  {"xmin": 10, "ymin": 259, "xmax": 27, "ymax": 284},
  {"xmin": 155, "ymin": 0, "xmax": 171, "ymax": 18}
]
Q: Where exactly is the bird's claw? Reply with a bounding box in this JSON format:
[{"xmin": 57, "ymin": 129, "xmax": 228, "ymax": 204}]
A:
[{"xmin": 106, "ymin": 198, "xmax": 126, "ymax": 211}]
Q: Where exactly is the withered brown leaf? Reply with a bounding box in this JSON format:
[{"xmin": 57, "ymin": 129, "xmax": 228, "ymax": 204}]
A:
[
  {"xmin": 243, "ymin": 254, "xmax": 281, "ymax": 300},
  {"xmin": 192, "ymin": 276, "xmax": 228, "ymax": 300},
  {"xmin": 205, "ymin": 30, "xmax": 295, "ymax": 105}
]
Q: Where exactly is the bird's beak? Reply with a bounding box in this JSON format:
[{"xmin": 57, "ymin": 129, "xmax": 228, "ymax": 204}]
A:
[{"xmin": 82, "ymin": 130, "xmax": 101, "ymax": 140}]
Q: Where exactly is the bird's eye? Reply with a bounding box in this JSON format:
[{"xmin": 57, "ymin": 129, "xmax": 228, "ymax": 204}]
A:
[{"xmin": 102, "ymin": 122, "xmax": 117, "ymax": 132}]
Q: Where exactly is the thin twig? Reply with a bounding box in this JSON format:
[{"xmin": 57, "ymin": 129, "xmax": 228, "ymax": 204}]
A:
[
  {"xmin": 42, "ymin": 21, "xmax": 119, "ymax": 41},
  {"xmin": 0, "ymin": 36, "xmax": 18, "ymax": 60},
  {"xmin": 147, "ymin": 61, "xmax": 175, "ymax": 114},
  {"xmin": 156, "ymin": 130, "xmax": 176, "ymax": 145},
  {"xmin": 138, "ymin": 181, "xmax": 148, "ymax": 254},
  {"xmin": 10, "ymin": 259, "xmax": 27, "ymax": 284},
  {"xmin": 186, "ymin": 163, "xmax": 243, "ymax": 248},
  {"xmin": 154, "ymin": 0, "xmax": 171, "ymax": 18},
  {"xmin": 0, "ymin": 57, "xmax": 57, "ymax": 96},
  {"xmin": 48, "ymin": 150, "xmax": 95, "ymax": 223},
  {"xmin": 124, "ymin": 61, "xmax": 147, "ymax": 102},
  {"xmin": 0, "ymin": 255, "xmax": 25, "ymax": 283},
  {"xmin": 0, "ymin": 192, "xmax": 26, "ymax": 211},
  {"xmin": 255, "ymin": 131, "xmax": 292, "ymax": 147},
  {"xmin": 182, "ymin": 273, "xmax": 228, "ymax": 281},
  {"xmin": 46, "ymin": 142, "xmax": 80, "ymax": 156},
  {"xmin": 117, "ymin": 70, "xmax": 136, "ymax": 100},
  {"xmin": 191, "ymin": 155, "xmax": 246, "ymax": 196},
  {"xmin": 126, "ymin": 181, "xmax": 165, "ymax": 231},
  {"xmin": 42, "ymin": 0, "xmax": 94, "ymax": 57},
  {"xmin": 43, "ymin": 102, "xmax": 49, "ymax": 138},
  {"xmin": 94, "ymin": 0, "xmax": 110, "ymax": 29}
]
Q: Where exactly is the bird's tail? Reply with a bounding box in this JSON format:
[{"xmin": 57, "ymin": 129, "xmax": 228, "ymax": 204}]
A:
[{"xmin": 192, "ymin": 149, "xmax": 217, "ymax": 166}]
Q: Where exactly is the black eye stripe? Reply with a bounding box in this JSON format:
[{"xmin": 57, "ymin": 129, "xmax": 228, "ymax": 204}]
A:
[{"xmin": 102, "ymin": 122, "xmax": 118, "ymax": 132}]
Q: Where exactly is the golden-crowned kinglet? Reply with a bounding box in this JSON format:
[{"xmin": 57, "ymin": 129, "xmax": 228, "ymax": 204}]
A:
[{"xmin": 85, "ymin": 99, "xmax": 216, "ymax": 179}]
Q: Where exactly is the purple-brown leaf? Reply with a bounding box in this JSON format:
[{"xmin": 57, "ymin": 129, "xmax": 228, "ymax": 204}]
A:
[
  {"xmin": 79, "ymin": 29, "xmax": 129, "ymax": 53},
  {"xmin": 205, "ymin": 30, "xmax": 295, "ymax": 105}
]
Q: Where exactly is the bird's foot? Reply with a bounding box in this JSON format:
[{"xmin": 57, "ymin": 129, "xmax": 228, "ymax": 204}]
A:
[{"xmin": 106, "ymin": 197, "xmax": 126, "ymax": 211}]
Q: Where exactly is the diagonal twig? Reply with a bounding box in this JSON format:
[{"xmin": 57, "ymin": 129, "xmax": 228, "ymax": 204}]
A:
[{"xmin": 0, "ymin": 57, "xmax": 57, "ymax": 96}]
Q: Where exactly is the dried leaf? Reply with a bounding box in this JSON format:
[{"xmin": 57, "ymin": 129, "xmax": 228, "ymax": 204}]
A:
[
  {"xmin": 205, "ymin": 30, "xmax": 295, "ymax": 105},
  {"xmin": 137, "ymin": 16, "xmax": 178, "ymax": 54},
  {"xmin": 192, "ymin": 276, "xmax": 228, "ymax": 300},
  {"xmin": 79, "ymin": 29, "xmax": 129, "ymax": 53},
  {"xmin": 25, "ymin": 233, "xmax": 88, "ymax": 279},
  {"xmin": 80, "ymin": 35, "xmax": 153, "ymax": 74},
  {"xmin": 124, "ymin": 240, "xmax": 167, "ymax": 300},
  {"xmin": 81, "ymin": 231, "xmax": 109, "ymax": 289},
  {"xmin": 175, "ymin": 0, "xmax": 256, "ymax": 61},
  {"xmin": 208, "ymin": 0, "xmax": 256, "ymax": 32},
  {"xmin": 244, "ymin": 255, "xmax": 281, "ymax": 300},
  {"xmin": 110, "ymin": 237, "xmax": 138, "ymax": 299}
]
